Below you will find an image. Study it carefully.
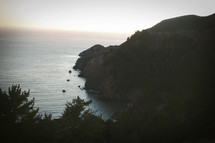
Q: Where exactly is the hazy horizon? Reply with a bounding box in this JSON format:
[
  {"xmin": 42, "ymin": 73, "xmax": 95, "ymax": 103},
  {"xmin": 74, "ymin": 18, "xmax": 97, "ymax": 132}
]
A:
[
  {"xmin": 0, "ymin": 0, "xmax": 214, "ymax": 35},
  {"xmin": 0, "ymin": 27, "xmax": 130, "ymax": 41}
]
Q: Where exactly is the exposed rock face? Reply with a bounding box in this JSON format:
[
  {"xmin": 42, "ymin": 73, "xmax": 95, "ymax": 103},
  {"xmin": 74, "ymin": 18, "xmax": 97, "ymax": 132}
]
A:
[
  {"xmin": 74, "ymin": 44, "xmax": 105, "ymax": 71},
  {"xmin": 73, "ymin": 44, "xmax": 119, "ymax": 99}
]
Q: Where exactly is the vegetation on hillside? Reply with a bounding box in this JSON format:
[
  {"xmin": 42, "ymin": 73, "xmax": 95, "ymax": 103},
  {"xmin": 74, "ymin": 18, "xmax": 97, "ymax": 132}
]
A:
[
  {"xmin": 1, "ymin": 14, "xmax": 215, "ymax": 143},
  {"xmin": 1, "ymin": 85, "xmax": 215, "ymax": 143},
  {"xmin": 0, "ymin": 85, "xmax": 105, "ymax": 143},
  {"xmin": 74, "ymin": 14, "xmax": 215, "ymax": 100},
  {"xmin": 105, "ymin": 29, "xmax": 214, "ymax": 99}
]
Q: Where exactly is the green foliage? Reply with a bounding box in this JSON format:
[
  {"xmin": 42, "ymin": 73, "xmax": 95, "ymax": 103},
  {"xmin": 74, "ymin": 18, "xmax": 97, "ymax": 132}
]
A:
[
  {"xmin": 1, "ymin": 85, "xmax": 215, "ymax": 143},
  {"xmin": 0, "ymin": 86, "xmax": 107, "ymax": 143},
  {"xmin": 2, "ymin": 14, "xmax": 215, "ymax": 143},
  {"xmin": 104, "ymin": 29, "xmax": 215, "ymax": 98},
  {"xmin": 57, "ymin": 96, "xmax": 106, "ymax": 143},
  {"xmin": 109, "ymin": 93, "xmax": 215, "ymax": 143},
  {"xmin": 61, "ymin": 96, "xmax": 92, "ymax": 121},
  {"xmin": 0, "ymin": 85, "xmax": 40, "ymax": 124},
  {"xmin": 0, "ymin": 85, "xmax": 41, "ymax": 143}
]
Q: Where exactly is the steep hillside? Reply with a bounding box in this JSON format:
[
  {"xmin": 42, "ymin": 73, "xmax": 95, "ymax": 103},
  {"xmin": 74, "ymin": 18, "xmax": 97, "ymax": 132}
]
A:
[
  {"xmin": 73, "ymin": 15, "xmax": 215, "ymax": 141},
  {"xmin": 74, "ymin": 14, "xmax": 215, "ymax": 100},
  {"xmin": 74, "ymin": 44, "xmax": 119, "ymax": 98}
]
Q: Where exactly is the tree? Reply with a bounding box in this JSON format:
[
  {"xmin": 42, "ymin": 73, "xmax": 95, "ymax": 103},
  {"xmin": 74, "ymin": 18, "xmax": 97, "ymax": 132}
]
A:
[
  {"xmin": 59, "ymin": 96, "xmax": 106, "ymax": 143},
  {"xmin": 61, "ymin": 96, "xmax": 93, "ymax": 122},
  {"xmin": 0, "ymin": 85, "xmax": 40, "ymax": 124}
]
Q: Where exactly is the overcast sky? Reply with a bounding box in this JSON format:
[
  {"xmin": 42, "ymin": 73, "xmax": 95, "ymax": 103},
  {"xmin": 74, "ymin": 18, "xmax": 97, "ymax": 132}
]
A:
[{"xmin": 0, "ymin": 0, "xmax": 214, "ymax": 34}]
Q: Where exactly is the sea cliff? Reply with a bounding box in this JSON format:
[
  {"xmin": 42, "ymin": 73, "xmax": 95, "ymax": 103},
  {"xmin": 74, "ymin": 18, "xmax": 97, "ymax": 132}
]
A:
[
  {"xmin": 74, "ymin": 44, "xmax": 120, "ymax": 99},
  {"xmin": 74, "ymin": 14, "xmax": 215, "ymax": 101}
]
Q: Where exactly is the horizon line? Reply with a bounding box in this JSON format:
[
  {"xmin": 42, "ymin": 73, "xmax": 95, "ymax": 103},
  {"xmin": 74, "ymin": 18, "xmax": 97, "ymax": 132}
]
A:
[{"xmin": 0, "ymin": 26, "xmax": 132, "ymax": 36}]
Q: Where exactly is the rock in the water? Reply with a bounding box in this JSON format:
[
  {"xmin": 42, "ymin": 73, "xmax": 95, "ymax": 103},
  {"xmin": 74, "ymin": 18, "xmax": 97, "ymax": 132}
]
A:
[{"xmin": 78, "ymin": 85, "xmax": 84, "ymax": 90}]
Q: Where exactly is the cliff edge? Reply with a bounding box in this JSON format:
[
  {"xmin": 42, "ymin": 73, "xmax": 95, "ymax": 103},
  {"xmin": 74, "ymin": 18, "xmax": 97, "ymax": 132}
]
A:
[{"xmin": 74, "ymin": 14, "xmax": 215, "ymax": 101}]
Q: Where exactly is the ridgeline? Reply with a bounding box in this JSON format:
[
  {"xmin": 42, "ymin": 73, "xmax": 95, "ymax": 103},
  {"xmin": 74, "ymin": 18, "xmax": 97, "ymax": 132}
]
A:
[
  {"xmin": 72, "ymin": 14, "xmax": 215, "ymax": 142},
  {"xmin": 74, "ymin": 13, "xmax": 215, "ymax": 101},
  {"xmin": 1, "ymin": 13, "xmax": 215, "ymax": 143}
]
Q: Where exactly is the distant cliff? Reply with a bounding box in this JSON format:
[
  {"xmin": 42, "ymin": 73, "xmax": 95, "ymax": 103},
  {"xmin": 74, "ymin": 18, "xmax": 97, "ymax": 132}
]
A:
[
  {"xmin": 74, "ymin": 44, "xmax": 120, "ymax": 98},
  {"xmin": 74, "ymin": 13, "xmax": 215, "ymax": 100}
]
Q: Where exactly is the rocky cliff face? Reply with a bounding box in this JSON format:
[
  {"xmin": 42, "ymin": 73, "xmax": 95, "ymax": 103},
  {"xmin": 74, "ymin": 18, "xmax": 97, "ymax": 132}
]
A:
[
  {"xmin": 73, "ymin": 44, "xmax": 105, "ymax": 72},
  {"xmin": 73, "ymin": 44, "xmax": 120, "ymax": 99},
  {"xmin": 74, "ymin": 14, "xmax": 215, "ymax": 101}
]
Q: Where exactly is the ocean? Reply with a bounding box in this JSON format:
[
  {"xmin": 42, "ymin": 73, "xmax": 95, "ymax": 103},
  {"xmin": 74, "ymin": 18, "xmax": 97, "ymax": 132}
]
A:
[{"xmin": 0, "ymin": 33, "xmax": 127, "ymax": 120}]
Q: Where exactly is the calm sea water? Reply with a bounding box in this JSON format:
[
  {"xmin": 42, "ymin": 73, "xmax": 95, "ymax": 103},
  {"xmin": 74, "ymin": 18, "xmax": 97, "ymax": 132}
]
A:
[{"xmin": 0, "ymin": 34, "xmax": 127, "ymax": 120}]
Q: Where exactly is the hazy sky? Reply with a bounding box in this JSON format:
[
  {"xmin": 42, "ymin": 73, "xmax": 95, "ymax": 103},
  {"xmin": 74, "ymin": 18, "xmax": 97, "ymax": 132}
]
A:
[{"xmin": 0, "ymin": 0, "xmax": 214, "ymax": 34}]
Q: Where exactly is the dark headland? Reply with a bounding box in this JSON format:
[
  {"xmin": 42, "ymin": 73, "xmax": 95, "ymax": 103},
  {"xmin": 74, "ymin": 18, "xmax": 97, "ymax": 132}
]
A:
[
  {"xmin": 1, "ymin": 13, "xmax": 215, "ymax": 143},
  {"xmin": 72, "ymin": 14, "xmax": 215, "ymax": 141},
  {"xmin": 74, "ymin": 13, "xmax": 215, "ymax": 101}
]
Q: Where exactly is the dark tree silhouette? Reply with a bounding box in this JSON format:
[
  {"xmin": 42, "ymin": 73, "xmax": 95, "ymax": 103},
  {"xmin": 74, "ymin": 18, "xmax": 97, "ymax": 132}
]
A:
[
  {"xmin": 61, "ymin": 96, "xmax": 92, "ymax": 121},
  {"xmin": 0, "ymin": 85, "xmax": 42, "ymax": 143},
  {"xmin": 0, "ymin": 85, "xmax": 40, "ymax": 124}
]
